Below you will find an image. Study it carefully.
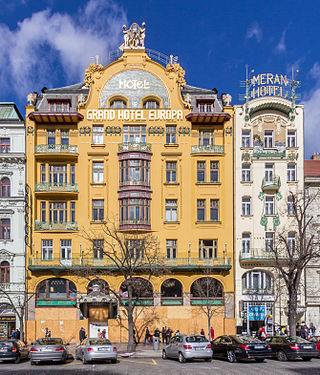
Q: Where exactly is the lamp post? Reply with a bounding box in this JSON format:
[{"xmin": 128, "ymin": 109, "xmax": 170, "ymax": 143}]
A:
[
  {"xmin": 188, "ymin": 242, "xmax": 191, "ymax": 265},
  {"xmin": 224, "ymin": 242, "xmax": 228, "ymax": 263}
]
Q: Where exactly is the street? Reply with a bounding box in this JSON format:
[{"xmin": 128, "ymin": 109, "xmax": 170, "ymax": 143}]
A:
[{"xmin": 0, "ymin": 357, "xmax": 320, "ymax": 375}]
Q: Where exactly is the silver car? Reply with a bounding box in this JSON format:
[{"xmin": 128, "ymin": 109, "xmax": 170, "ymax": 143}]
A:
[
  {"xmin": 75, "ymin": 338, "xmax": 117, "ymax": 364},
  {"xmin": 162, "ymin": 334, "xmax": 212, "ymax": 363},
  {"xmin": 30, "ymin": 338, "xmax": 68, "ymax": 365}
]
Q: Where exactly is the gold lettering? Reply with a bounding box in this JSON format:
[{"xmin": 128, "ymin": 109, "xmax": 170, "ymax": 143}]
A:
[
  {"xmin": 267, "ymin": 73, "xmax": 273, "ymax": 85},
  {"xmin": 260, "ymin": 74, "xmax": 266, "ymax": 85},
  {"xmin": 274, "ymin": 74, "xmax": 280, "ymax": 85}
]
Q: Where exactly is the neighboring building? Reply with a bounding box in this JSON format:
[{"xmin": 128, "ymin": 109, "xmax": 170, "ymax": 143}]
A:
[
  {"xmin": 25, "ymin": 23, "xmax": 235, "ymax": 343},
  {"xmin": 305, "ymin": 153, "xmax": 320, "ymax": 333},
  {"xmin": 234, "ymin": 79, "xmax": 304, "ymax": 335},
  {"xmin": 0, "ymin": 103, "xmax": 25, "ymax": 338}
]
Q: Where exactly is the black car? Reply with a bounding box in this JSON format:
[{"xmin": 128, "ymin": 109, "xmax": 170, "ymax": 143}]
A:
[
  {"xmin": 211, "ymin": 335, "xmax": 272, "ymax": 362},
  {"xmin": 0, "ymin": 339, "xmax": 29, "ymax": 363},
  {"xmin": 265, "ymin": 336, "xmax": 318, "ymax": 361}
]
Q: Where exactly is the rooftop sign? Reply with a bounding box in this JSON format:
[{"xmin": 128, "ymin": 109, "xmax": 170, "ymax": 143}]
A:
[{"xmin": 250, "ymin": 73, "xmax": 290, "ymax": 99}]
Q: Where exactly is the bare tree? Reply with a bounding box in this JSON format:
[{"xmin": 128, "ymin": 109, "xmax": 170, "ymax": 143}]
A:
[
  {"xmin": 80, "ymin": 221, "xmax": 165, "ymax": 352},
  {"xmin": 272, "ymin": 190, "xmax": 320, "ymax": 335}
]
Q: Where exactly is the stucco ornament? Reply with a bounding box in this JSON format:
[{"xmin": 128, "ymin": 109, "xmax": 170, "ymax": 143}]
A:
[
  {"xmin": 84, "ymin": 63, "xmax": 104, "ymax": 88},
  {"xmin": 166, "ymin": 63, "xmax": 186, "ymax": 87},
  {"xmin": 221, "ymin": 93, "xmax": 232, "ymax": 106},
  {"xmin": 121, "ymin": 22, "xmax": 146, "ymax": 50}
]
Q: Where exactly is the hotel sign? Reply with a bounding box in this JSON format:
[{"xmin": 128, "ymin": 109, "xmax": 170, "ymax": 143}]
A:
[
  {"xmin": 86, "ymin": 109, "xmax": 183, "ymax": 121},
  {"xmin": 250, "ymin": 73, "xmax": 290, "ymax": 99}
]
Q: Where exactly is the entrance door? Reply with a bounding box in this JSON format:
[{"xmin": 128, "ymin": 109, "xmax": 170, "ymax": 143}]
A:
[
  {"xmin": 60, "ymin": 240, "xmax": 72, "ymax": 266},
  {"xmin": 89, "ymin": 322, "xmax": 108, "ymax": 339}
]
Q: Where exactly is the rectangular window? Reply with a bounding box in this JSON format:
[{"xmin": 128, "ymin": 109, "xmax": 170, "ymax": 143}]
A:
[
  {"xmin": 0, "ymin": 219, "xmax": 10, "ymax": 240},
  {"xmin": 288, "ymin": 232, "xmax": 296, "ymax": 253},
  {"xmin": 265, "ymin": 163, "xmax": 274, "ymax": 183},
  {"xmin": 49, "ymin": 202, "xmax": 67, "ymax": 222},
  {"xmin": 199, "ymin": 239, "xmax": 217, "ymax": 259},
  {"xmin": 49, "ymin": 165, "xmax": 67, "ymax": 185},
  {"xmin": 199, "ymin": 130, "xmax": 214, "ymax": 146},
  {"xmin": 0, "ymin": 138, "xmax": 10, "ymax": 153},
  {"xmin": 210, "ymin": 161, "xmax": 219, "ymax": 182},
  {"xmin": 93, "ymin": 239, "xmax": 104, "ymax": 259},
  {"xmin": 287, "ymin": 196, "xmax": 295, "ymax": 215},
  {"xmin": 265, "ymin": 232, "xmax": 274, "ymax": 251},
  {"xmin": 92, "ymin": 126, "xmax": 104, "ymax": 145},
  {"xmin": 92, "ymin": 162, "xmax": 104, "ymax": 183},
  {"xmin": 197, "ymin": 161, "xmax": 206, "ymax": 182},
  {"xmin": 70, "ymin": 165, "xmax": 75, "ymax": 185},
  {"xmin": 242, "ymin": 164, "xmax": 251, "ymax": 182},
  {"xmin": 242, "ymin": 130, "xmax": 251, "ymax": 148},
  {"xmin": 42, "ymin": 240, "xmax": 53, "ymax": 260},
  {"xmin": 210, "ymin": 199, "xmax": 219, "ymax": 221},
  {"xmin": 47, "ymin": 130, "xmax": 55, "ymax": 145},
  {"xmin": 123, "ymin": 125, "xmax": 146, "ymax": 144},
  {"xmin": 242, "ymin": 197, "xmax": 251, "ymax": 216},
  {"xmin": 165, "ymin": 199, "xmax": 178, "ymax": 222},
  {"xmin": 265, "ymin": 196, "xmax": 274, "ymax": 215},
  {"xmin": 41, "ymin": 164, "xmax": 46, "ymax": 183},
  {"xmin": 120, "ymin": 198, "xmax": 150, "ymax": 224},
  {"xmin": 166, "ymin": 126, "xmax": 177, "ymax": 144},
  {"xmin": 197, "ymin": 199, "xmax": 206, "ymax": 221},
  {"xmin": 70, "ymin": 202, "xmax": 75, "ymax": 223},
  {"xmin": 61, "ymin": 130, "xmax": 69, "ymax": 146},
  {"xmin": 242, "ymin": 233, "xmax": 251, "ymax": 253},
  {"xmin": 198, "ymin": 102, "xmax": 213, "ymax": 112},
  {"xmin": 166, "ymin": 162, "xmax": 177, "ymax": 183},
  {"xmin": 49, "ymin": 101, "xmax": 70, "ymax": 112},
  {"xmin": 41, "ymin": 202, "xmax": 46, "ymax": 222},
  {"xmin": 166, "ymin": 239, "xmax": 177, "ymax": 259},
  {"xmin": 264, "ymin": 130, "xmax": 273, "ymax": 148},
  {"xmin": 126, "ymin": 239, "xmax": 145, "ymax": 259},
  {"xmin": 287, "ymin": 130, "xmax": 296, "ymax": 148},
  {"xmin": 92, "ymin": 200, "xmax": 104, "ymax": 221},
  {"xmin": 287, "ymin": 164, "xmax": 296, "ymax": 181},
  {"xmin": 60, "ymin": 239, "xmax": 72, "ymax": 260}
]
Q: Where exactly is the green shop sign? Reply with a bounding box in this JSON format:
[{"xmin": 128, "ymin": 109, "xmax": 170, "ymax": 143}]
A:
[{"xmin": 37, "ymin": 300, "xmax": 76, "ymax": 306}]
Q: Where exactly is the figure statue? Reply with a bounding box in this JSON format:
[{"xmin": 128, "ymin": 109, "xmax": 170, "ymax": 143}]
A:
[
  {"xmin": 120, "ymin": 22, "xmax": 146, "ymax": 49},
  {"xmin": 123, "ymin": 25, "xmax": 130, "ymax": 48},
  {"xmin": 221, "ymin": 93, "xmax": 232, "ymax": 106},
  {"xmin": 140, "ymin": 22, "xmax": 146, "ymax": 48}
]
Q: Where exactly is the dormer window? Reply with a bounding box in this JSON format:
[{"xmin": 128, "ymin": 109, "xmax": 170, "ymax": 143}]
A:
[
  {"xmin": 48, "ymin": 101, "xmax": 70, "ymax": 112},
  {"xmin": 110, "ymin": 100, "xmax": 127, "ymax": 109},
  {"xmin": 197, "ymin": 100, "xmax": 214, "ymax": 113},
  {"xmin": 143, "ymin": 100, "xmax": 159, "ymax": 109}
]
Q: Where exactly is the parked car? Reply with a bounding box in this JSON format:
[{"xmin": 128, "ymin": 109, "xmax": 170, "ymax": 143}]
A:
[
  {"xmin": 265, "ymin": 336, "xmax": 318, "ymax": 361},
  {"xmin": 29, "ymin": 338, "xmax": 69, "ymax": 365},
  {"xmin": 0, "ymin": 339, "xmax": 29, "ymax": 363},
  {"xmin": 162, "ymin": 334, "xmax": 212, "ymax": 363},
  {"xmin": 211, "ymin": 335, "xmax": 272, "ymax": 363},
  {"xmin": 75, "ymin": 338, "xmax": 117, "ymax": 364},
  {"xmin": 308, "ymin": 336, "xmax": 320, "ymax": 356}
]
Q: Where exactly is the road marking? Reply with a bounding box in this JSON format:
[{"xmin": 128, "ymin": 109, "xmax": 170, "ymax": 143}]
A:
[
  {"xmin": 120, "ymin": 358, "xmax": 157, "ymax": 366},
  {"xmin": 152, "ymin": 359, "xmax": 157, "ymax": 365}
]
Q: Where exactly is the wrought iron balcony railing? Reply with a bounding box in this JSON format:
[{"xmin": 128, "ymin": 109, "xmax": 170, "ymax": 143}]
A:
[
  {"xmin": 35, "ymin": 144, "xmax": 78, "ymax": 154},
  {"xmin": 118, "ymin": 143, "xmax": 152, "ymax": 153},
  {"xmin": 191, "ymin": 145, "xmax": 224, "ymax": 154},
  {"xmin": 240, "ymin": 248, "xmax": 275, "ymax": 262},
  {"xmin": 242, "ymin": 287, "xmax": 274, "ymax": 295},
  {"xmin": 261, "ymin": 175, "xmax": 281, "ymax": 191},
  {"xmin": 35, "ymin": 221, "xmax": 78, "ymax": 231},
  {"xmin": 35, "ymin": 182, "xmax": 78, "ymax": 192}
]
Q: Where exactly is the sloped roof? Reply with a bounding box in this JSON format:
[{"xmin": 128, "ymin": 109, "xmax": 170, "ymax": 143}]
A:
[
  {"xmin": 0, "ymin": 103, "xmax": 24, "ymax": 121},
  {"xmin": 305, "ymin": 160, "xmax": 320, "ymax": 177}
]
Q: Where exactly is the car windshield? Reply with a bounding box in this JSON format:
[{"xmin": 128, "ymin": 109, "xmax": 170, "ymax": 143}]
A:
[
  {"xmin": 236, "ymin": 336, "xmax": 262, "ymax": 344},
  {"xmin": 185, "ymin": 336, "xmax": 208, "ymax": 343},
  {"xmin": 88, "ymin": 339, "xmax": 112, "ymax": 346},
  {"xmin": 0, "ymin": 341, "xmax": 13, "ymax": 347},
  {"xmin": 286, "ymin": 336, "xmax": 309, "ymax": 344},
  {"xmin": 36, "ymin": 338, "xmax": 63, "ymax": 345}
]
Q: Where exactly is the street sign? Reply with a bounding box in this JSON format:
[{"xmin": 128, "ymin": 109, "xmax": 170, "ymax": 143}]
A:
[{"xmin": 248, "ymin": 305, "xmax": 265, "ymax": 321}]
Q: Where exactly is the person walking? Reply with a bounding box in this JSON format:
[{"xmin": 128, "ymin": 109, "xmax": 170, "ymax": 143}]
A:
[
  {"xmin": 97, "ymin": 329, "xmax": 101, "ymax": 338},
  {"xmin": 102, "ymin": 329, "xmax": 107, "ymax": 339},
  {"xmin": 210, "ymin": 326, "xmax": 215, "ymax": 341},
  {"xmin": 45, "ymin": 327, "xmax": 51, "ymax": 338},
  {"xmin": 144, "ymin": 327, "xmax": 151, "ymax": 345},
  {"xmin": 310, "ymin": 322, "xmax": 316, "ymax": 336},
  {"xmin": 175, "ymin": 329, "xmax": 180, "ymax": 336},
  {"xmin": 16, "ymin": 329, "xmax": 20, "ymax": 340},
  {"xmin": 167, "ymin": 328, "xmax": 173, "ymax": 343},
  {"xmin": 200, "ymin": 328, "xmax": 205, "ymax": 336},
  {"xmin": 79, "ymin": 327, "xmax": 86, "ymax": 342},
  {"xmin": 154, "ymin": 328, "xmax": 160, "ymax": 338},
  {"xmin": 161, "ymin": 326, "xmax": 166, "ymax": 344}
]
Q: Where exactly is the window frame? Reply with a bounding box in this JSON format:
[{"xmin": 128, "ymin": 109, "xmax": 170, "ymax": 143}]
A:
[
  {"xmin": 241, "ymin": 197, "xmax": 251, "ymax": 216},
  {"xmin": 165, "ymin": 199, "xmax": 178, "ymax": 222},
  {"xmin": 242, "ymin": 130, "xmax": 251, "ymax": 148},
  {"xmin": 197, "ymin": 199, "xmax": 206, "ymax": 222},
  {"xmin": 42, "ymin": 239, "xmax": 53, "ymax": 260},
  {"xmin": 241, "ymin": 163, "xmax": 251, "ymax": 182},
  {"xmin": 92, "ymin": 199, "xmax": 104, "ymax": 221},
  {"xmin": 166, "ymin": 161, "xmax": 177, "ymax": 183},
  {"xmin": 92, "ymin": 161, "xmax": 104, "ymax": 184},
  {"xmin": 210, "ymin": 199, "xmax": 219, "ymax": 221}
]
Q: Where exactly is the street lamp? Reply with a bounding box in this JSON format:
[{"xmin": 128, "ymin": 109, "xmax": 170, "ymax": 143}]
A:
[{"xmin": 188, "ymin": 242, "xmax": 191, "ymax": 265}]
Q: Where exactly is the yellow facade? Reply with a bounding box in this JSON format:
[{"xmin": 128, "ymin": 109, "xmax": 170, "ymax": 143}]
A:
[{"xmin": 25, "ymin": 47, "xmax": 235, "ymax": 343}]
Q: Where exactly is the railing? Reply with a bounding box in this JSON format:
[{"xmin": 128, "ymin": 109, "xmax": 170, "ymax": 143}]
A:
[
  {"xmin": 242, "ymin": 288, "xmax": 274, "ymax": 295},
  {"xmin": 161, "ymin": 297, "xmax": 183, "ymax": 306},
  {"xmin": 35, "ymin": 182, "xmax": 78, "ymax": 192},
  {"xmin": 240, "ymin": 248, "xmax": 275, "ymax": 261},
  {"xmin": 118, "ymin": 143, "xmax": 152, "ymax": 153},
  {"xmin": 35, "ymin": 221, "xmax": 78, "ymax": 231},
  {"xmin": 35, "ymin": 144, "xmax": 78, "ymax": 154},
  {"xmin": 191, "ymin": 145, "xmax": 224, "ymax": 154},
  {"xmin": 165, "ymin": 257, "xmax": 231, "ymax": 268},
  {"xmin": 119, "ymin": 180, "xmax": 150, "ymax": 187},
  {"xmin": 190, "ymin": 297, "xmax": 224, "ymax": 306},
  {"xmin": 261, "ymin": 175, "xmax": 281, "ymax": 191}
]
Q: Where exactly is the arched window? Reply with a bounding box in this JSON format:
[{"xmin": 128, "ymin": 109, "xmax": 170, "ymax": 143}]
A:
[
  {"xmin": 0, "ymin": 261, "xmax": 10, "ymax": 283},
  {"xmin": 36, "ymin": 278, "xmax": 77, "ymax": 300},
  {"xmin": 190, "ymin": 277, "xmax": 223, "ymax": 298},
  {"xmin": 242, "ymin": 271, "xmax": 273, "ymax": 294},
  {"xmin": 0, "ymin": 178, "xmax": 10, "ymax": 197},
  {"xmin": 120, "ymin": 277, "xmax": 153, "ymax": 299},
  {"xmin": 110, "ymin": 100, "xmax": 127, "ymax": 109},
  {"xmin": 143, "ymin": 100, "xmax": 159, "ymax": 109},
  {"xmin": 87, "ymin": 279, "xmax": 109, "ymax": 295}
]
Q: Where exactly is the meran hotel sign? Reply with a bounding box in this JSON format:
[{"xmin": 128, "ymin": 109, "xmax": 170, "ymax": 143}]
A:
[
  {"xmin": 86, "ymin": 109, "xmax": 184, "ymax": 121},
  {"xmin": 250, "ymin": 73, "xmax": 290, "ymax": 99}
]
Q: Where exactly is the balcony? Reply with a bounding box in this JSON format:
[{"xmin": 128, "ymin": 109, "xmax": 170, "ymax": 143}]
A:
[
  {"xmin": 28, "ymin": 256, "xmax": 231, "ymax": 272},
  {"xmin": 240, "ymin": 248, "xmax": 276, "ymax": 264},
  {"xmin": 28, "ymin": 111, "xmax": 84, "ymax": 123},
  {"xmin": 35, "ymin": 221, "xmax": 78, "ymax": 231},
  {"xmin": 35, "ymin": 183, "xmax": 78, "ymax": 194},
  {"xmin": 242, "ymin": 288, "xmax": 274, "ymax": 295},
  {"xmin": 118, "ymin": 143, "xmax": 152, "ymax": 154},
  {"xmin": 35, "ymin": 144, "xmax": 78, "ymax": 157},
  {"xmin": 191, "ymin": 145, "xmax": 224, "ymax": 154},
  {"xmin": 119, "ymin": 220, "xmax": 151, "ymax": 231},
  {"xmin": 261, "ymin": 175, "xmax": 281, "ymax": 192},
  {"xmin": 186, "ymin": 112, "xmax": 231, "ymax": 124}
]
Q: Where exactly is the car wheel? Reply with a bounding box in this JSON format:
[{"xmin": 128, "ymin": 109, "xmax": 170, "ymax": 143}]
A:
[
  {"xmin": 277, "ymin": 350, "xmax": 288, "ymax": 362},
  {"xmin": 227, "ymin": 350, "xmax": 237, "ymax": 363},
  {"xmin": 30, "ymin": 361, "xmax": 37, "ymax": 366},
  {"xmin": 205, "ymin": 357, "xmax": 212, "ymax": 362},
  {"xmin": 82, "ymin": 354, "xmax": 88, "ymax": 364},
  {"xmin": 302, "ymin": 357, "xmax": 312, "ymax": 361},
  {"xmin": 178, "ymin": 352, "xmax": 186, "ymax": 363},
  {"xmin": 111, "ymin": 359, "xmax": 117, "ymax": 364},
  {"xmin": 14, "ymin": 355, "xmax": 21, "ymax": 364},
  {"xmin": 255, "ymin": 358, "xmax": 265, "ymax": 362},
  {"xmin": 162, "ymin": 350, "xmax": 167, "ymax": 360}
]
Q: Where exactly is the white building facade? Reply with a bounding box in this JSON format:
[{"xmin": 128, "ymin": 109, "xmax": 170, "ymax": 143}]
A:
[
  {"xmin": 0, "ymin": 103, "xmax": 25, "ymax": 338},
  {"xmin": 234, "ymin": 91, "xmax": 304, "ymax": 335}
]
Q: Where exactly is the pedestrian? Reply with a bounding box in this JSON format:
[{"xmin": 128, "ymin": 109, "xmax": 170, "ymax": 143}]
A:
[
  {"xmin": 97, "ymin": 329, "xmax": 101, "ymax": 338},
  {"xmin": 175, "ymin": 329, "xmax": 180, "ymax": 336},
  {"xmin": 210, "ymin": 326, "xmax": 215, "ymax": 340},
  {"xmin": 79, "ymin": 327, "xmax": 86, "ymax": 342},
  {"xmin": 144, "ymin": 327, "xmax": 150, "ymax": 346},
  {"xmin": 45, "ymin": 327, "xmax": 51, "ymax": 338},
  {"xmin": 200, "ymin": 328, "xmax": 205, "ymax": 336},
  {"xmin": 102, "ymin": 329, "xmax": 107, "ymax": 339},
  {"xmin": 11, "ymin": 329, "xmax": 17, "ymax": 339},
  {"xmin": 161, "ymin": 326, "xmax": 166, "ymax": 344},
  {"xmin": 16, "ymin": 329, "xmax": 20, "ymax": 340},
  {"xmin": 154, "ymin": 328, "xmax": 160, "ymax": 338},
  {"xmin": 167, "ymin": 328, "xmax": 172, "ymax": 343},
  {"xmin": 259, "ymin": 326, "xmax": 267, "ymax": 340},
  {"xmin": 300, "ymin": 325, "xmax": 308, "ymax": 339},
  {"xmin": 310, "ymin": 322, "xmax": 316, "ymax": 336}
]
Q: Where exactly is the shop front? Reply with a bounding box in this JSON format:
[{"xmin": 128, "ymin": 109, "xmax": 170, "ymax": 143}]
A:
[{"xmin": 0, "ymin": 304, "xmax": 16, "ymax": 338}]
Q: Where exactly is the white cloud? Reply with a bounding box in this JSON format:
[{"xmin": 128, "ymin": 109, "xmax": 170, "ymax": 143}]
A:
[
  {"xmin": 275, "ymin": 30, "xmax": 286, "ymax": 53},
  {"xmin": 246, "ymin": 22, "xmax": 262, "ymax": 43},
  {"xmin": 0, "ymin": 0, "xmax": 127, "ymax": 100}
]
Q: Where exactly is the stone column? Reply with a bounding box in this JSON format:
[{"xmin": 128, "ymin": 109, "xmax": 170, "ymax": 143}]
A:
[
  {"xmin": 224, "ymin": 292, "xmax": 235, "ymax": 319},
  {"xmin": 183, "ymin": 292, "xmax": 191, "ymax": 306},
  {"xmin": 154, "ymin": 292, "xmax": 161, "ymax": 306}
]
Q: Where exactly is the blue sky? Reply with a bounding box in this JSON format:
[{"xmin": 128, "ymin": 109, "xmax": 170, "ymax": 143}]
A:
[{"xmin": 0, "ymin": 0, "xmax": 319, "ymax": 156}]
